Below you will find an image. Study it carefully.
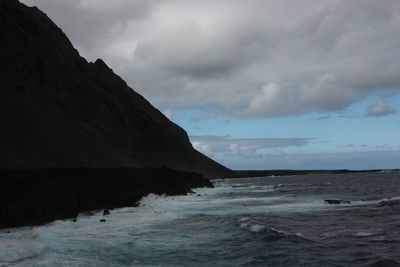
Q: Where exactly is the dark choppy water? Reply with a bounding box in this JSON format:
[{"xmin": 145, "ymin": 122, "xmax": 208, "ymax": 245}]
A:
[{"xmin": 1, "ymin": 172, "xmax": 400, "ymax": 266}]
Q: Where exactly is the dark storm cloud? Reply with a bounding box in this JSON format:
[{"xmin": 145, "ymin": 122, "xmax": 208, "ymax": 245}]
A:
[
  {"xmin": 22, "ymin": 0, "xmax": 160, "ymax": 58},
  {"xmin": 21, "ymin": 0, "xmax": 400, "ymax": 118}
]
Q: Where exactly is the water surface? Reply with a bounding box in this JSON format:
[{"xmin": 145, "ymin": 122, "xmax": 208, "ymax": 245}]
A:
[{"xmin": 1, "ymin": 172, "xmax": 400, "ymax": 266}]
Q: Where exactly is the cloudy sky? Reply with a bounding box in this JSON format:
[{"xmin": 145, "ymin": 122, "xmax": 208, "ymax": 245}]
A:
[{"xmin": 22, "ymin": 0, "xmax": 400, "ymax": 170}]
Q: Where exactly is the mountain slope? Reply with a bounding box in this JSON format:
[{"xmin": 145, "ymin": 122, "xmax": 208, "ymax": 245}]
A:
[{"xmin": 0, "ymin": 0, "xmax": 231, "ymax": 178}]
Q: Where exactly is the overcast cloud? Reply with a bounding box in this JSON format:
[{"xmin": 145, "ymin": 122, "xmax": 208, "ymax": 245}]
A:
[{"xmin": 21, "ymin": 0, "xmax": 400, "ymax": 118}]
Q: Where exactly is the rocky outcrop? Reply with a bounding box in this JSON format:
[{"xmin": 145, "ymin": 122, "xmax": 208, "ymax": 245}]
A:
[
  {"xmin": 0, "ymin": 167, "xmax": 213, "ymax": 228},
  {"xmin": 0, "ymin": 0, "xmax": 231, "ymax": 178},
  {"xmin": 325, "ymin": 200, "xmax": 351, "ymax": 205}
]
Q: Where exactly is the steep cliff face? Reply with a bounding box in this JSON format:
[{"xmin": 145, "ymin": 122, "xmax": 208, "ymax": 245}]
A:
[
  {"xmin": 0, "ymin": 167, "xmax": 214, "ymax": 228},
  {"xmin": 0, "ymin": 0, "xmax": 231, "ymax": 177}
]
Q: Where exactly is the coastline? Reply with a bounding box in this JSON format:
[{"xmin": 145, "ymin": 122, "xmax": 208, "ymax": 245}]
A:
[
  {"xmin": 224, "ymin": 168, "xmax": 391, "ymax": 179},
  {"xmin": 0, "ymin": 167, "xmax": 213, "ymax": 229}
]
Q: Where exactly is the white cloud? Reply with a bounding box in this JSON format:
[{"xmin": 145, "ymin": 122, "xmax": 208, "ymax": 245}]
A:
[
  {"xmin": 190, "ymin": 135, "xmax": 400, "ymax": 170},
  {"xmin": 189, "ymin": 135, "xmax": 310, "ymax": 159},
  {"xmin": 366, "ymin": 97, "xmax": 396, "ymax": 117},
  {"xmin": 223, "ymin": 150, "xmax": 400, "ymax": 170},
  {"xmin": 21, "ymin": 0, "xmax": 400, "ymax": 118}
]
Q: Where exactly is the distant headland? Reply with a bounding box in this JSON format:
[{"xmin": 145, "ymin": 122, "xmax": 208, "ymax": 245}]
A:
[{"xmin": 225, "ymin": 169, "xmax": 397, "ymax": 178}]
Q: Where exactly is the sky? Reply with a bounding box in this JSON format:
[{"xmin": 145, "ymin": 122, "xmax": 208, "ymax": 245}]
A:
[{"xmin": 21, "ymin": 0, "xmax": 400, "ymax": 170}]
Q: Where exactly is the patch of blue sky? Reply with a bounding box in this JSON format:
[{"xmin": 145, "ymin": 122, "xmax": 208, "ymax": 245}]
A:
[
  {"xmin": 170, "ymin": 92, "xmax": 399, "ymax": 158},
  {"xmin": 166, "ymin": 92, "xmax": 399, "ymax": 169}
]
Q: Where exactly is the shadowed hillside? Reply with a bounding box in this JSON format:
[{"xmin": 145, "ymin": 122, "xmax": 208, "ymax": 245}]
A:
[{"xmin": 0, "ymin": 0, "xmax": 231, "ymax": 178}]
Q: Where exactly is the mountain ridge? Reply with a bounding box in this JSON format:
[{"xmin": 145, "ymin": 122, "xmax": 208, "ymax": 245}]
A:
[{"xmin": 0, "ymin": 0, "xmax": 231, "ymax": 178}]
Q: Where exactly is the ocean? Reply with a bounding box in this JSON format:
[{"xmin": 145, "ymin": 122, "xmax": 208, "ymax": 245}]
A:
[{"xmin": 1, "ymin": 172, "xmax": 399, "ymax": 266}]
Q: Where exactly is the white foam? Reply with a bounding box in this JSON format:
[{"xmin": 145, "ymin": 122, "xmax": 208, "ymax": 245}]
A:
[
  {"xmin": 354, "ymin": 232, "xmax": 380, "ymax": 237},
  {"xmin": 0, "ymin": 229, "xmax": 42, "ymax": 265},
  {"xmin": 0, "ymin": 179, "xmax": 342, "ymax": 265},
  {"xmin": 239, "ymin": 221, "xmax": 267, "ymax": 233},
  {"xmin": 249, "ymin": 224, "xmax": 267, "ymax": 233},
  {"xmin": 239, "ymin": 222, "xmax": 249, "ymax": 229},
  {"xmin": 350, "ymin": 196, "xmax": 400, "ymax": 206},
  {"xmin": 239, "ymin": 217, "xmax": 250, "ymax": 222}
]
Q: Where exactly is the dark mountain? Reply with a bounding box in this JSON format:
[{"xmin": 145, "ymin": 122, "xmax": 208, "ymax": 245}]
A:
[{"xmin": 0, "ymin": 0, "xmax": 231, "ymax": 178}]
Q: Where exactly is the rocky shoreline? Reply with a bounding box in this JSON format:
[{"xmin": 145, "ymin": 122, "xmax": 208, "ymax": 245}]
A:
[{"xmin": 0, "ymin": 167, "xmax": 213, "ymax": 228}]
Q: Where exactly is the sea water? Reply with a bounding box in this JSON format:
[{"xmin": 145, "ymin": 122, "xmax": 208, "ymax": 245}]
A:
[{"xmin": 1, "ymin": 172, "xmax": 400, "ymax": 266}]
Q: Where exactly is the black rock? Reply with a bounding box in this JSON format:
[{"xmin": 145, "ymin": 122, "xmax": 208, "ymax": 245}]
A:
[
  {"xmin": 103, "ymin": 209, "xmax": 110, "ymax": 216},
  {"xmin": 100, "ymin": 219, "xmax": 106, "ymax": 222},
  {"xmin": 325, "ymin": 199, "xmax": 351, "ymax": 204}
]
